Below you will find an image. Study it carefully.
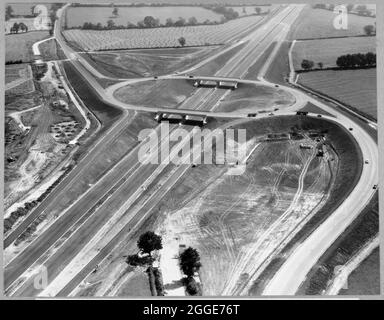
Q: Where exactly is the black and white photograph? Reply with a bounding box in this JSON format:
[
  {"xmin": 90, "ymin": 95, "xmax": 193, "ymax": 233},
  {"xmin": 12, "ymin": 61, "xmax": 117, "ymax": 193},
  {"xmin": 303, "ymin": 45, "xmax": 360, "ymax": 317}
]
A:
[{"xmin": 1, "ymin": 1, "xmax": 381, "ymax": 301}]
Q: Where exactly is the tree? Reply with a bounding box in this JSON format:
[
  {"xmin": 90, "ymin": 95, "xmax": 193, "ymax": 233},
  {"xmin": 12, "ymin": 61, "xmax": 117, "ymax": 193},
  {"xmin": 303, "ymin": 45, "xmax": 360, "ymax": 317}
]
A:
[
  {"xmin": 178, "ymin": 36, "xmax": 186, "ymax": 47},
  {"xmin": 112, "ymin": 7, "xmax": 119, "ymax": 16},
  {"xmin": 188, "ymin": 16, "xmax": 198, "ymax": 26},
  {"xmin": 49, "ymin": 10, "xmax": 58, "ymax": 32},
  {"xmin": 107, "ymin": 19, "xmax": 115, "ymax": 29},
  {"xmin": 11, "ymin": 22, "xmax": 20, "ymax": 34},
  {"xmin": 19, "ymin": 22, "xmax": 28, "ymax": 33},
  {"xmin": 356, "ymin": 5, "xmax": 367, "ymax": 15},
  {"xmin": 366, "ymin": 52, "xmax": 376, "ymax": 66},
  {"xmin": 165, "ymin": 18, "xmax": 174, "ymax": 27},
  {"xmin": 301, "ymin": 59, "xmax": 314, "ymax": 70},
  {"xmin": 317, "ymin": 62, "xmax": 323, "ymax": 69},
  {"xmin": 255, "ymin": 7, "xmax": 261, "ymax": 15},
  {"xmin": 364, "ymin": 24, "xmax": 375, "ymax": 36},
  {"xmin": 313, "ymin": 4, "xmax": 326, "ymax": 10},
  {"xmin": 126, "ymin": 22, "xmax": 135, "ymax": 28},
  {"xmin": 137, "ymin": 231, "xmax": 162, "ymax": 256},
  {"xmin": 346, "ymin": 4, "xmax": 354, "ymax": 13},
  {"xmin": 31, "ymin": 5, "xmax": 38, "ymax": 16},
  {"xmin": 179, "ymin": 247, "xmax": 201, "ymax": 277},
  {"xmin": 174, "ymin": 17, "xmax": 186, "ymax": 27},
  {"xmin": 143, "ymin": 15, "xmax": 159, "ymax": 28},
  {"xmin": 5, "ymin": 5, "xmax": 14, "ymax": 21}
]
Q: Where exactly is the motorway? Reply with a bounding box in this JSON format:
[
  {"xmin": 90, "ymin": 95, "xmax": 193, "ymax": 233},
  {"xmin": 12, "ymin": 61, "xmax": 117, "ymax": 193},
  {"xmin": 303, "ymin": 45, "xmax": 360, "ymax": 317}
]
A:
[
  {"xmin": 5, "ymin": 4, "xmax": 306, "ymax": 297},
  {"xmin": 4, "ymin": 2, "xmax": 378, "ymax": 297}
]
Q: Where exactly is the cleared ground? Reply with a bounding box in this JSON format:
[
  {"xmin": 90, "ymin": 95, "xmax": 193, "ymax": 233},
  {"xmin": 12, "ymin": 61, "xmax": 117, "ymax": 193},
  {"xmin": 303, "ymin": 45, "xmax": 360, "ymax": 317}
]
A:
[
  {"xmin": 81, "ymin": 46, "xmax": 221, "ymax": 78},
  {"xmin": 292, "ymin": 36, "xmax": 376, "ymax": 70},
  {"xmin": 75, "ymin": 116, "xmax": 356, "ymax": 296},
  {"xmin": 214, "ymin": 83, "xmax": 295, "ymax": 114},
  {"xmin": 289, "ymin": 7, "xmax": 376, "ymax": 40},
  {"xmin": 5, "ymin": 31, "xmax": 50, "ymax": 62},
  {"xmin": 114, "ymin": 79, "xmax": 197, "ymax": 109},
  {"xmin": 4, "ymin": 63, "xmax": 85, "ymax": 213},
  {"xmin": 66, "ymin": 6, "xmax": 223, "ymax": 27},
  {"xmin": 63, "ymin": 15, "xmax": 263, "ymax": 50},
  {"xmin": 297, "ymin": 69, "xmax": 377, "ymax": 119}
]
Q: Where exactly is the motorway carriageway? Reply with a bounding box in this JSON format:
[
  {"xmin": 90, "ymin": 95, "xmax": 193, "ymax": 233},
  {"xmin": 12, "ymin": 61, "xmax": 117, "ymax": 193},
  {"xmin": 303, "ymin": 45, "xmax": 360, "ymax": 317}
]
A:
[{"xmin": 6, "ymin": 4, "xmax": 310, "ymax": 295}]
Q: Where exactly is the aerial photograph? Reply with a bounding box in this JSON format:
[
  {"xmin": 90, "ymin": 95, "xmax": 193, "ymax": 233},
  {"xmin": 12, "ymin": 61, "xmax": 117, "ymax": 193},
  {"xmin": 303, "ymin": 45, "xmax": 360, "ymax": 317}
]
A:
[{"xmin": 3, "ymin": 1, "xmax": 379, "ymax": 297}]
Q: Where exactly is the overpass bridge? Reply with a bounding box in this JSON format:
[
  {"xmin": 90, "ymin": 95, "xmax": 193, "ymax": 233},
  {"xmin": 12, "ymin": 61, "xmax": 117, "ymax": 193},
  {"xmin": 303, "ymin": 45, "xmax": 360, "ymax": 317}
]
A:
[
  {"xmin": 167, "ymin": 75, "xmax": 251, "ymax": 90},
  {"xmin": 155, "ymin": 112, "xmax": 209, "ymax": 126}
]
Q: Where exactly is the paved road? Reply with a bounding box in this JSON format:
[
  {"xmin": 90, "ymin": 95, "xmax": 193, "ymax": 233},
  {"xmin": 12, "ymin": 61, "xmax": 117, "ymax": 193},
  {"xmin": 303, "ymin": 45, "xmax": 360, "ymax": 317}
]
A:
[
  {"xmin": 260, "ymin": 79, "xmax": 378, "ymax": 295},
  {"xmin": 5, "ymin": 5, "xmax": 305, "ymax": 297},
  {"xmin": 7, "ymin": 2, "xmax": 376, "ymax": 298}
]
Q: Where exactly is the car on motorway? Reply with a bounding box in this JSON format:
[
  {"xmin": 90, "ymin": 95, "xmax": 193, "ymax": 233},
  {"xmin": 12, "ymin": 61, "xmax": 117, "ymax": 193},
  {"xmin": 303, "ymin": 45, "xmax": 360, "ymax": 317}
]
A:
[
  {"xmin": 189, "ymin": 75, "xmax": 194, "ymax": 78},
  {"xmin": 365, "ymin": 160, "xmax": 369, "ymax": 164},
  {"xmin": 349, "ymin": 128, "xmax": 353, "ymax": 131},
  {"xmin": 275, "ymin": 84, "xmax": 279, "ymax": 88},
  {"xmin": 317, "ymin": 114, "xmax": 322, "ymax": 118},
  {"xmin": 248, "ymin": 113, "xmax": 257, "ymax": 117},
  {"xmin": 373, "ymin": 184, "xmax": 378, "ymax": 190}
]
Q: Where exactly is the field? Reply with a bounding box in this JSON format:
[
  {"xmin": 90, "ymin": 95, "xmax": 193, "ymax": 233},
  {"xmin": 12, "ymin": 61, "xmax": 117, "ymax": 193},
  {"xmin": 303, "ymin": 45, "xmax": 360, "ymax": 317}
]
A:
[
  {"xmin": 63, "ymin": 15, "xmax": 263, "ymax": 50},
  {"xmin": 5, "ymin": 64, "xmax": 31, "ymax": 84},
  {"xmin": 82, "ymin": 46, "xmax": 220, "ymax": 78},
  {"xmin": 114, "ymin": 79, "xmax": 197, "ymax": 109},
  {"xmin": 5, "ymin": 31, "xmax": 50, "ymax": 62},
  {"xmin": 289, "ymin": 6, "xmax": 376, "ymax": 40},
  {"xmin": 340, "ymin": 247, "xmax": 380, "ymax": 295},
  {"xmin": 298, "ymin": 69, "xmax": 377, "ymax": 119},
  {"xmin": 5, "ymin": 64, "xmax": 34, "ymax": 95},
  {"xmin": 292, "ymin": 36, "xmax": 376, "ymax": 70},
  {"xmin": 66, "ymin": 6, "xmax": 223, "ymax": 28},
  {"xmin": 6, "ymin": 3, "xmax": 53, "ymax": 16},
  {"xmin": 216, "ymin": 83, "xmax": 295, "ymax": 114}
]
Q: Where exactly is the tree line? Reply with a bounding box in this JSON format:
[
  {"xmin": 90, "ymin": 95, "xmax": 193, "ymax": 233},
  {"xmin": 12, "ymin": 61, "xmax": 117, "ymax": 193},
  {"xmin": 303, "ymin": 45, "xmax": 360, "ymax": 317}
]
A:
[
  {"xmin": 336, "ymin": 52, "xmax": 376, "ymax": 68},
  {"xmin": 313, "ymin": 4, "xmax": 375, "ymax": 17},
  {"xmin": 75, "ymin": 5, "xmax": 265, "ymax": 31},
  {"xmin": 9, "ymin": 22, "xmax": 29, "ymax": 34},
  {"xmin": 79, "ymin": 15, "xmax": 213, "ymax": 30},
  {"xmin": 301, "ymin": 52, "xmax": 376, "ymax": 71}
]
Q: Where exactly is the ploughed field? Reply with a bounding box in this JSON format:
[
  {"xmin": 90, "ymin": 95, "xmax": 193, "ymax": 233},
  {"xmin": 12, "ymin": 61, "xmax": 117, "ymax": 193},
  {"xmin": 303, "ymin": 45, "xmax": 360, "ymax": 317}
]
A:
[{"xmin": 63, "ymin": 15, "xmax": 263, "ymax": 50}]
